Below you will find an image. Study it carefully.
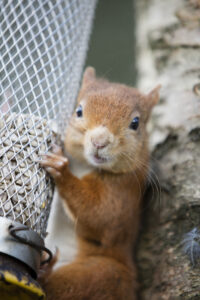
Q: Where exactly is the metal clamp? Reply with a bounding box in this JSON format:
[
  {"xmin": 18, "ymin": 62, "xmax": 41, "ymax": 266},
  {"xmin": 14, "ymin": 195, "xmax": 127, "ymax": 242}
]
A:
[
  {"xmin": 9, "ymin": 224, "xmax": 52, "ymax": 266},
  {"xmin": 0, "ymin": 217, "xmax": 52, "ymax": 278}
]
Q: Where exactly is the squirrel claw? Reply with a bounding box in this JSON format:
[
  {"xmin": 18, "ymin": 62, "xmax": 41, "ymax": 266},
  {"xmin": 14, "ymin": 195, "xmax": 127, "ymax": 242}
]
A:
[
  {"xmin": 40, "ymin": 152, "xmax": 68, "ymax": 178},
  {"xmin": 45, "ymin": 167, "xmax": 61, "ymax": 178}
]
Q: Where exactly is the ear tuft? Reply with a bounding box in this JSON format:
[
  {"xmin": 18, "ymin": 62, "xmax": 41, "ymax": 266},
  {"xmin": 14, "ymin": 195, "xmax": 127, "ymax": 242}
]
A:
[
  {"xmin": 147, "ymin": 84, "xmax": 161, "ymax": 107},
  {"xmin": 82, "ymin": 67, "xmax": 96, "ymax": 86}
]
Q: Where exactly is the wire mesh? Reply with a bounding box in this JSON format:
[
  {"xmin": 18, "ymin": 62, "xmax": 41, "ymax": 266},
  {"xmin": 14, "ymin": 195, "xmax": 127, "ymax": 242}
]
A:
[{"xmin": 0, "ymin": 0, "xmax": 97, "ymax": 238}]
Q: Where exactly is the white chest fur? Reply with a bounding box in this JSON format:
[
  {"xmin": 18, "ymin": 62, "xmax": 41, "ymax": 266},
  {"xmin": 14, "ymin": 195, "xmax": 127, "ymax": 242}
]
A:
[
  {"xmin": 69, "ymin": 157, "xmax": 93, "ymax": 179},
  {"xmin": 46, "ymin": 192, "xmax": 77, "ymax": 267},
  {"xmin": 46, "ymin": 160, "xmax": 93, "ymax": 267},
  {"xmin": 62, "ymin": 157, "xmax": 93, "ymax": 221}
]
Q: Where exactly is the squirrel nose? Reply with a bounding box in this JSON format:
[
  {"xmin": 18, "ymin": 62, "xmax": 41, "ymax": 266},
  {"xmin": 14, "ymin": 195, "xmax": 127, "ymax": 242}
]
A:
[{"xmin": 91, "ymin": 138, "xmax": 109, "ymax": 149}]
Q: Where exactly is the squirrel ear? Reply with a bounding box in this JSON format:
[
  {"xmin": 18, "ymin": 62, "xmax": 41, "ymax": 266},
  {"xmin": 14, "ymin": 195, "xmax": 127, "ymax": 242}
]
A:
[
  {"xmin": 146, "ymin": 84, "xmax": 161, "ymax": 108},
  {"xmin": 82, "ymin": 67, "xmax": 96, "ymax": 86}
]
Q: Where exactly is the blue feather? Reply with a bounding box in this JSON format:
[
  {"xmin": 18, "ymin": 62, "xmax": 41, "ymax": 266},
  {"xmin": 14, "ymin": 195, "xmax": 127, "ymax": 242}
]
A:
[{"xmin": 182, "ymin": 228, "xmax": 200, "ymax": 266}]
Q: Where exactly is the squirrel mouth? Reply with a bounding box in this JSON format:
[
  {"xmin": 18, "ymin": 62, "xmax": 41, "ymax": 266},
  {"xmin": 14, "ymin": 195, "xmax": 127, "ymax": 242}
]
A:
[{"xmin": 93, "ymin": 153, "xmax": 107, "ymax": 164}]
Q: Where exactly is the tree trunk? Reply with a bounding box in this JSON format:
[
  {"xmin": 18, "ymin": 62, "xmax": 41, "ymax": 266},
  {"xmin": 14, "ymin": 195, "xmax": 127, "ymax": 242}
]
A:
[{"xmin": 136, "ymin": 0, "xmax": 200, "ymax": 299}]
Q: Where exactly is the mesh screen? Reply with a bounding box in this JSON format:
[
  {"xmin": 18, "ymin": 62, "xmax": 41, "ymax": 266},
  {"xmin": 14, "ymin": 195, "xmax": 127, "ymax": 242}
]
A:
[{"xmin": 0, "ymin": 0, "xmax": 97, "ymax": 238}]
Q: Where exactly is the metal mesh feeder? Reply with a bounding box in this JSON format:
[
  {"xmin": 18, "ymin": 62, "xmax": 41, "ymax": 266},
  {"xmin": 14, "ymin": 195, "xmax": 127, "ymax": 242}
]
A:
[
  {"xmin": 0, "ymin": 112, "xmax": 56, "ymax": 236},
  {"xmin": 0, "ymin": 0, "xmax": 97, "ymax": 297}
]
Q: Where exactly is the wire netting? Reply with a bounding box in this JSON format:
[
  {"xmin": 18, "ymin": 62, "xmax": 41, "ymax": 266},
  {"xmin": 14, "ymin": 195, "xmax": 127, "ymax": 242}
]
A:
[{"xmin": 0, "ymin": 0, "xmax": 97, "ymax": 238}]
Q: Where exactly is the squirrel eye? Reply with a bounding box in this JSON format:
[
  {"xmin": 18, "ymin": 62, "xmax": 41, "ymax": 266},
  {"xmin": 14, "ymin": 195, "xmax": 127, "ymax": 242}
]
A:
[
  {"xmin": 129, "ymin": 117, "xmax": 139, "ymax": 130},
  {"xmin": 76, "ymin": 105, "xmax": 83, "ymax": 117}
]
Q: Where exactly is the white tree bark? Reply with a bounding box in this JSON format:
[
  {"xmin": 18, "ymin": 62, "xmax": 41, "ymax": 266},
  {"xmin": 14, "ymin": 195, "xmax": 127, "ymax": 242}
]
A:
[{"xmin": 136, "ymin": 0, "xmax": 200, "ymax": 298}]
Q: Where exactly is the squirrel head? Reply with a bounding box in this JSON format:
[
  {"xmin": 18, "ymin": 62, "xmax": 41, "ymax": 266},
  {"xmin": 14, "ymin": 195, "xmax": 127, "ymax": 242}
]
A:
[{"xmin": 65, "ymin": 67, "xmax": 160, "ymax": 174}]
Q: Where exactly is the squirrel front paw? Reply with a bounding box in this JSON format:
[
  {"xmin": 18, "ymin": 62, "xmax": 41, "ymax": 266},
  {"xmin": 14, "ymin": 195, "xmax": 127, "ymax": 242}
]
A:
[{"xmin": 40, "ymin": 144, "xmax": 68, "ymax": 179}]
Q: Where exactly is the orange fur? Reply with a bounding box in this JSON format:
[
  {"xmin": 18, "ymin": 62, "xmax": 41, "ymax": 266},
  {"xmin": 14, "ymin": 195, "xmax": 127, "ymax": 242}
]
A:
[{"xmin": 40, "ymin": 67, "xmax": 160, "ymax": 300}]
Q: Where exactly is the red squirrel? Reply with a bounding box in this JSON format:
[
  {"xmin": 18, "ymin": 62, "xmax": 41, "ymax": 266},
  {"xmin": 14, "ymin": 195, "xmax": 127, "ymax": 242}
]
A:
[{"xmin": 40, "ymin": 67, "xmax": 160, "ymax": 300}]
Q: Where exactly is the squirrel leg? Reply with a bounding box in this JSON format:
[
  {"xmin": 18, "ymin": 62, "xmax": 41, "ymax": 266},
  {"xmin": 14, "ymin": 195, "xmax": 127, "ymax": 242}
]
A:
[
  {"xmin": 42, "ymin": 257, "xmax": 137, "ymax": 300},
  {"xmin": 40, "ymin": 146, "xmax": 102, "ymax": 223}
]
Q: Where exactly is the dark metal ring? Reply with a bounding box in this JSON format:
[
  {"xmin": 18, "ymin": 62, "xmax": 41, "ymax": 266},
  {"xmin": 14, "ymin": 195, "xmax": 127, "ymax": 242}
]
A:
[{"xmin": 8, "ymin": 224, "xmax": 52, "ymax": 265}]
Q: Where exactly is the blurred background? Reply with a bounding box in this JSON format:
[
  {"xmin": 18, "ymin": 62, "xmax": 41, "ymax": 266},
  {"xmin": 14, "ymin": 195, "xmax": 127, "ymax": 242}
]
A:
[{"xmin": 86, "ymin": 0, "xmax": 136, "ymax": 86}]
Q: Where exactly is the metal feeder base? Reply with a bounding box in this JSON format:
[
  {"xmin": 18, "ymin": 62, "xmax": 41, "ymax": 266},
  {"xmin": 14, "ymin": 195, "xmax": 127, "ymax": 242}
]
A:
[
  {"xmin": 0, "ymin": 253, "xmax": 45, "ymax": 300},
  {"xmin": 0, "ymin": 217, "xmax": 48, "ymax": 299}
]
